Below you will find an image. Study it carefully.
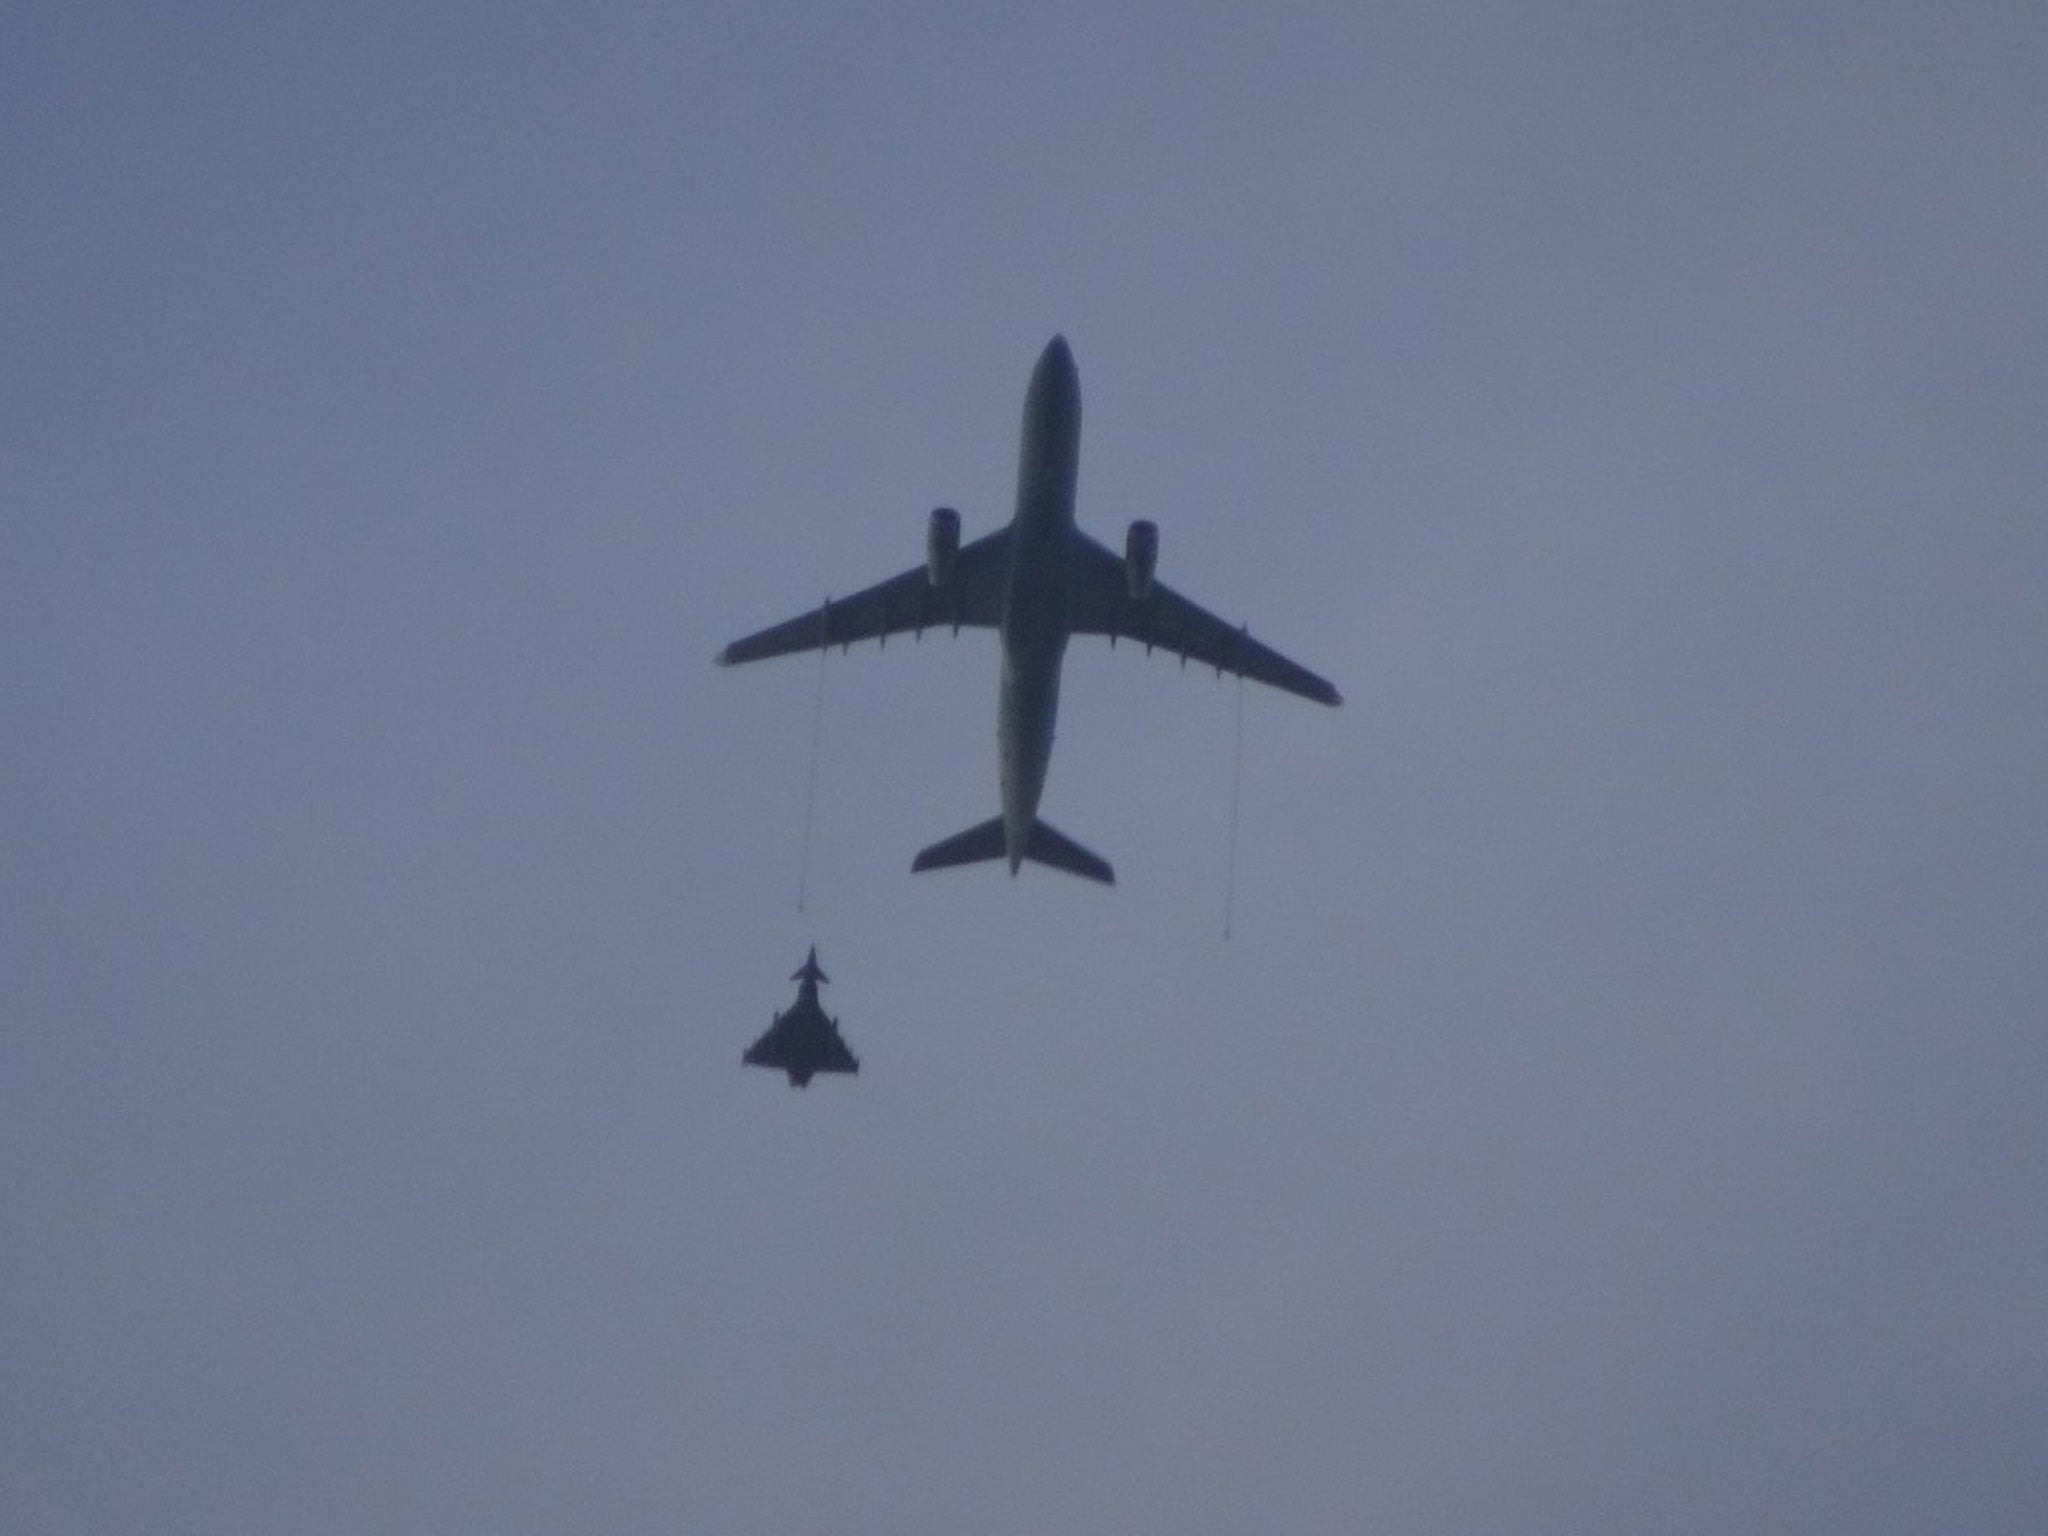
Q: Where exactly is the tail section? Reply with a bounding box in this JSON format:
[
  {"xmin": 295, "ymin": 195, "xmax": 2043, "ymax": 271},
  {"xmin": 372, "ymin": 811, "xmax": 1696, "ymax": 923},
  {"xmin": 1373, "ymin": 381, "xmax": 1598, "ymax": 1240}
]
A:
[
  {"xmin": 912, "ymin": 816, "xmax": 1007, "ymax": 873},
  {"xmin": 1024, "ymin": 820, "xmax": 1115, "ymax": 885},
  {"xmin": 912, "ymin": 816, "xmax": 1115, "ymax": 885}
]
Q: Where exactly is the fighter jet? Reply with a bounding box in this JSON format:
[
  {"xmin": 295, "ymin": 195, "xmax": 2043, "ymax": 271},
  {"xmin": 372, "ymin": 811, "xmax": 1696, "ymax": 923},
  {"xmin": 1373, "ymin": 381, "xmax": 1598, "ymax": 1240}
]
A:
[
  {"xmin": 718, "ymin": 336, "xmax": 1341, "ymax": 886},
  {"xmin": 743, "ymin": 947, "xmax": 859, "ymax": 1088}
]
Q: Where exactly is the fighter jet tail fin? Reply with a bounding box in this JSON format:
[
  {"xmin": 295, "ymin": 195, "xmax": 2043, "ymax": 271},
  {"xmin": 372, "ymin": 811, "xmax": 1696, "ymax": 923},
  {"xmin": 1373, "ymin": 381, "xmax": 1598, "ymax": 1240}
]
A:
[{"xmin": 911, "ymin": 816, "xmax": 1115, "ymax": 885}]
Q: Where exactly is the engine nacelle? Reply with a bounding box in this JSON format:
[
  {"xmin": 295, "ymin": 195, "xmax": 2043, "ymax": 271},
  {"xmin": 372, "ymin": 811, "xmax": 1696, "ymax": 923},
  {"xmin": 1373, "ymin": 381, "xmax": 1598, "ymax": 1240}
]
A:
[
  {"xmin": 1124, "ymin": 519, "xmax": 1158, "ymax": 600},
  {"xmin": 926, "ymin": 506, "xmax": 961, "ymax": 587}
]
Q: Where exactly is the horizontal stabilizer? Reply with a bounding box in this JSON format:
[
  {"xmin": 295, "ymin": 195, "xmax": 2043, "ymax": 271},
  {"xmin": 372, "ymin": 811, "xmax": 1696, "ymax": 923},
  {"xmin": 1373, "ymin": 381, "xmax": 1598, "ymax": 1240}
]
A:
[
  {"xmin": 911, "ymin": 815, "xmax": 1115, "ymax": 884},
  {"xmin": 1025, "ymin": 820, "xmax": 1115, "ymax": 885},
  {"xmin": 912, "ymin": 816, "xmax": 1006, "ymax": 873}
]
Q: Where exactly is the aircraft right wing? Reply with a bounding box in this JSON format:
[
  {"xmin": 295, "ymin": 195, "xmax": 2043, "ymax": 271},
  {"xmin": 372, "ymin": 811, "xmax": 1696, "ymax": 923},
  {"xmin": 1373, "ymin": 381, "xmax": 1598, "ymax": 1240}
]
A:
[
  {"xmin": 717, "ymin": 528, "xmax": 1012, "ymax": 666},
  {"xmin": 812, "ymin": 1028, "xmax": 860, "ymax": 1076},
  {"xmin": 1067, "ymin": 532, "xmax": 1342, "ymax": 706}
]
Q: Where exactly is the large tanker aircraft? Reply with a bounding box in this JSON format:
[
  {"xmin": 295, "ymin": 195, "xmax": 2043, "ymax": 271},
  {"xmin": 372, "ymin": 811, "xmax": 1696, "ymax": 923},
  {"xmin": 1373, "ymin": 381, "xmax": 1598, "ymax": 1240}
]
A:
[{"xmin": 717, "ymin": 336, "xmax": 1341, "ymax": 885}]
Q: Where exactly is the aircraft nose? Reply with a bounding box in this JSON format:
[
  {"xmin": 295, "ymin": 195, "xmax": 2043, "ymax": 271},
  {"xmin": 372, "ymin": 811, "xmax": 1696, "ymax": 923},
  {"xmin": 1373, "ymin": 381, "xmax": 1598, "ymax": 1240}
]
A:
[{"xmin": 1031, "ymin": 334, "xmax": 1078, "ymax": 408}]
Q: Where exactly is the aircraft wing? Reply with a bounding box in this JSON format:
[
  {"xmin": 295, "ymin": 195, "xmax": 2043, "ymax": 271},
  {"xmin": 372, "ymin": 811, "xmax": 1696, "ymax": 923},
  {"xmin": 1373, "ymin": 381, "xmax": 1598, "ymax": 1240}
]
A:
[
  {"xmin": 811, "ymin": 1030, "xmax": 860, "ymax": 1076},
  {"xmin": 1067, "ymin": 533, "xmax": 1342, "ymax": 706},
  {"xmin": 717, "ymin": 528, "xmax": 1011, "ymax": 666},
  {"xmin": 742, "ymin": 1016, "xmax": 858, "ymax": 1075},
  {"xmin": 742, "ymin": 1024, "xmax": 789, "ymax": 1070}
]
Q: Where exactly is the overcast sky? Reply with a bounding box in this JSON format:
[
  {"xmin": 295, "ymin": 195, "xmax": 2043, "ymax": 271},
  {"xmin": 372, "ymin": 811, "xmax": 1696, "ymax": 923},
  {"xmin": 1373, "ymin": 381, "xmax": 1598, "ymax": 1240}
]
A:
[{"xmin": 5, "ymin": 2, "xmax": 2046, "ymax": 1531}]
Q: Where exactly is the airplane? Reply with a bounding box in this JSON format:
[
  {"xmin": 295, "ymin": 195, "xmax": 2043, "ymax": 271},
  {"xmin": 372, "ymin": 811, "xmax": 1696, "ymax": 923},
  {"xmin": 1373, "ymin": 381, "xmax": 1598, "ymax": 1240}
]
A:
[
  {"xmin": 742, "ymin": 947, "xmax": 859, "ymax": 1088},
  {"xmin": 717, "ymin": 335, "xmax": 1341, "ymax": 885}
]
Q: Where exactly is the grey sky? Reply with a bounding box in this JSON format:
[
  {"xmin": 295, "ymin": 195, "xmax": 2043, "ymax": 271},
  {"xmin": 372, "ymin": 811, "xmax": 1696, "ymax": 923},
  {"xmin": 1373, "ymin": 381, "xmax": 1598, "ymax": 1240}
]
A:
[{"xmin": 5, "ymin": 2, "xmax": 2045, "ymax": 1531}]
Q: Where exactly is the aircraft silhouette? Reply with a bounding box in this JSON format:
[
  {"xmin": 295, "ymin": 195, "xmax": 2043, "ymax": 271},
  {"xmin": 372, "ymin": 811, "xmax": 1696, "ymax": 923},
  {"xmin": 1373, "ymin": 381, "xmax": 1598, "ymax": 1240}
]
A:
[
  {"xmin": 717, "ymin": 336, "xmax": 1340, "ymax": 885},
  {"xmin": 742, "ymin": 947, "xmax": 859, "ymax": 1088}
]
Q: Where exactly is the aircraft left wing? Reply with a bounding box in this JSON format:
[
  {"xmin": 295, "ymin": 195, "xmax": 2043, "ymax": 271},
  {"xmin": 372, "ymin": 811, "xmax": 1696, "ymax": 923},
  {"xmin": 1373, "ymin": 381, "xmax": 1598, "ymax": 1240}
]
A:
[
  {"xmin": 717, "ymin": 528, "xmax": 1012, "ymax": 666},
  {"xmin": 1067, "ymin": 533, "xmax": 1342, "ymax": 706}
]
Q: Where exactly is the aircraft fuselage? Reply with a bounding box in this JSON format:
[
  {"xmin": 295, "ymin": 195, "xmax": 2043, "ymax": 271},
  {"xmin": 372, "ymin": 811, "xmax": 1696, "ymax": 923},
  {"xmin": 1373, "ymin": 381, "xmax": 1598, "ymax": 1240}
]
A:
[{"xmin": 997, "ymin": 336, "xmax": 1082, "ymax": 872}]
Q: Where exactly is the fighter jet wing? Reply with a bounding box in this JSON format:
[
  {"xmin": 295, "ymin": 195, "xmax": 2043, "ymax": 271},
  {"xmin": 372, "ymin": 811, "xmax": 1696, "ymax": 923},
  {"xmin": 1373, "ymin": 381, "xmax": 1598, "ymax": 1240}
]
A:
[
  {"xmin": 743, "ymin": 1010, "xmax": 859, "ymax": 1078},
  {"xmin": 1067, "ymin": 532, "xmax": 1342, "ymax": 706},
  {"xmin": 742, "ymin": 1032, "xmax": 786, "ymax": 1070},
  {"xmin": 810, "ymin": 1030, "xmax": 859, "ymax": 1076},
  {"xmin": 717, "ymin": 528, "xmax": 1012, "ymax": 666}
]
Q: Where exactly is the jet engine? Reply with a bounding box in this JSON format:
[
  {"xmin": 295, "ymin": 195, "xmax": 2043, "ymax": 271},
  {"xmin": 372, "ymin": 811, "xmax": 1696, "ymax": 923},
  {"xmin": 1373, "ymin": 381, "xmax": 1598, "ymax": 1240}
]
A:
[
  {"xmin": 926, "ymin": 506, "xmax": 961, "ymax": 587},
  {"xmin": 1124, "ymin": 519, "xmax": 1158, "ymax": 600}
]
